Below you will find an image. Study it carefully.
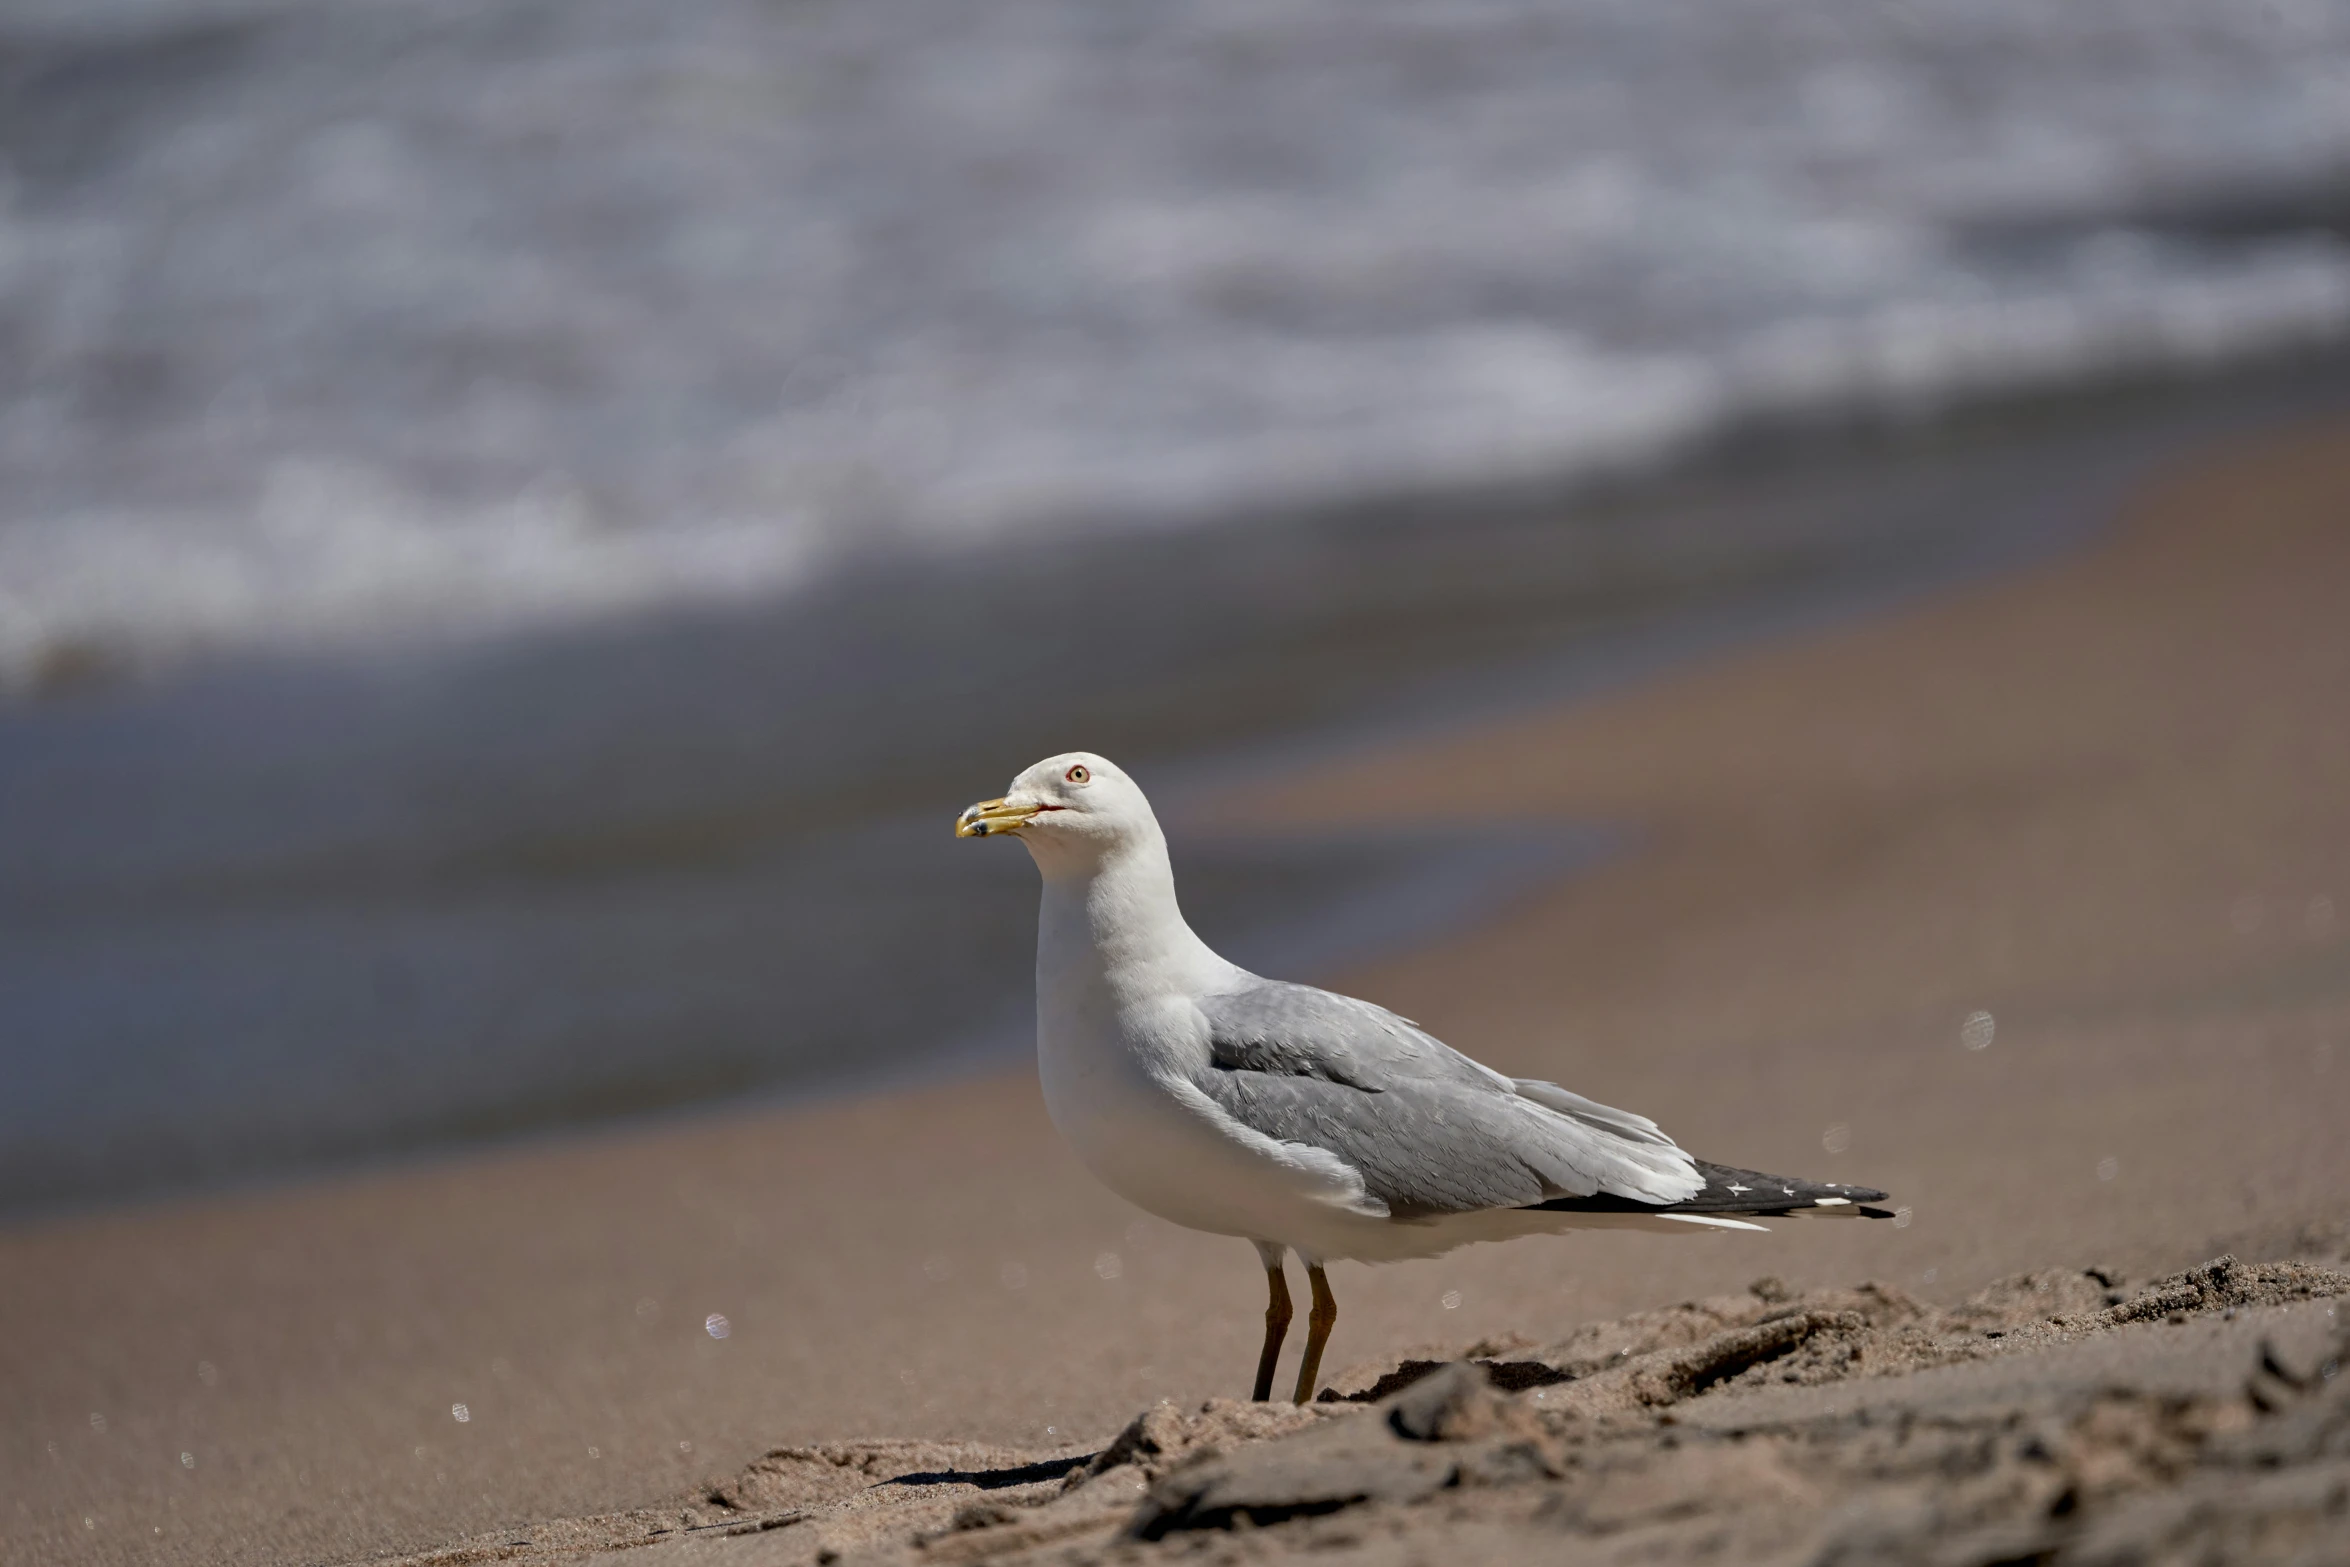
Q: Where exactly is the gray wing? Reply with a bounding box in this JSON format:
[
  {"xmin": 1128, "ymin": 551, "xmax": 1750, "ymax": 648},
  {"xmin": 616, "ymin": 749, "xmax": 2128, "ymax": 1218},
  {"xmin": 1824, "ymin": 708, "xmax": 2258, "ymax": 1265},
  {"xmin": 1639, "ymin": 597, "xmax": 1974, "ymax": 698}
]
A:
[
  {"xmin": 1193, "ymin": 979, "xmax": 1700, "ymax": 1218},
  {"xmin": 1509, "ymin": 1079, "xmax": 1681, "ymax": 1148}
]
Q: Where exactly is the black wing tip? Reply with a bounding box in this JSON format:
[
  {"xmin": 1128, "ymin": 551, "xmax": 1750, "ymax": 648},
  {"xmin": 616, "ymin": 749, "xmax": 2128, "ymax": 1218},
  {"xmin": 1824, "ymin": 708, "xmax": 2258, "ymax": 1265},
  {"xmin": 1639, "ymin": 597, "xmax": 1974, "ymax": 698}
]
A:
[
  {"xmin": 1693, "ymin": 1161, "xmax": 1888, "ymax": 1205},
  {"xmin": 1526, "ymin": 1163, "xmax": 1891, "ymax": 1218}
]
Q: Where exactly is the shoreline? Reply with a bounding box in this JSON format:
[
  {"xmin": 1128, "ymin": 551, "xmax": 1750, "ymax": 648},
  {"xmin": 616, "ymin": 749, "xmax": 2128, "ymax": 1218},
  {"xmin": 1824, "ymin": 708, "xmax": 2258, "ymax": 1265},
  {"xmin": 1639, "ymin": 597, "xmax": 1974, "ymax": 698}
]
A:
[{"xmin": 11, "ymin": 355, "xmax": 2350, "ymax": 1218}]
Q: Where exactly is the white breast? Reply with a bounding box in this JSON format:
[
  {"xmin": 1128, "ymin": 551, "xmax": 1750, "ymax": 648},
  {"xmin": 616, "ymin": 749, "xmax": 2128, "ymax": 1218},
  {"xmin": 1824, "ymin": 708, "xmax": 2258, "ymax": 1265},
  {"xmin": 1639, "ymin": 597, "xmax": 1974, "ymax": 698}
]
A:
[
  {"xmin": 1032, "ymin": 871, "xmax": 1374, "ymax": 1244},
  {"xmin": 1037, "ymin": 999, "xmax": 1386, "ymax": 1243}
]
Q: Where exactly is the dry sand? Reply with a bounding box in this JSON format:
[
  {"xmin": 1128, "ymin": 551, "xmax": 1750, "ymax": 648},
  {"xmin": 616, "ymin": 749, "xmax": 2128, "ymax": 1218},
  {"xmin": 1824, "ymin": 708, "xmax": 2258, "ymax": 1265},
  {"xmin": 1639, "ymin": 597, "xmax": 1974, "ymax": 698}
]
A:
[
  {"xmin": 358, "ymin": 1253, "xmax": 2350, "ymax": 1566},
  {"xmin": 5, "ymin": 412, "xmax": 2349, "ymax": 1566}
]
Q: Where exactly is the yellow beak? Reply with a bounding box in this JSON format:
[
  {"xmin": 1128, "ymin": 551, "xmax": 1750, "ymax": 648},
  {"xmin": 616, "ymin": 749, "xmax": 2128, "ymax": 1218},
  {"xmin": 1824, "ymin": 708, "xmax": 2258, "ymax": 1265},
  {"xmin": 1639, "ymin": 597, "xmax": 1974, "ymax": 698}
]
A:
[{"xmin": 956, "ymin": 797, "xmax": 1039, "ymax": 838}]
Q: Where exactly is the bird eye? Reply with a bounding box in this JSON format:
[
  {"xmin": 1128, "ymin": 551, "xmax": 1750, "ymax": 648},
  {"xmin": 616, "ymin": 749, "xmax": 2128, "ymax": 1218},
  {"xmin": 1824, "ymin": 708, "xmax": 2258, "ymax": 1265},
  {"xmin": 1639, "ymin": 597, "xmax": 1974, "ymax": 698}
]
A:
[{"xmin": 1065, "ymin": 764, "xmax": 1090, "ymax": 784}]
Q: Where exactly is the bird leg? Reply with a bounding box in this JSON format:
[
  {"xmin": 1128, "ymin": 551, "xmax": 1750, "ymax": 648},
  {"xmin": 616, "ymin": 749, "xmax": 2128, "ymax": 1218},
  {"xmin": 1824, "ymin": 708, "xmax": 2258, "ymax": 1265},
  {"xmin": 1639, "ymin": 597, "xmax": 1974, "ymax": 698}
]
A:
[
  {"xmin": 1250, "ymin": 1242, "xmax": 1292, "ymax": 1402},
  {"xmin": 1291, "ymin": 1261, "xmax": 1337, "ymax": 1404}
]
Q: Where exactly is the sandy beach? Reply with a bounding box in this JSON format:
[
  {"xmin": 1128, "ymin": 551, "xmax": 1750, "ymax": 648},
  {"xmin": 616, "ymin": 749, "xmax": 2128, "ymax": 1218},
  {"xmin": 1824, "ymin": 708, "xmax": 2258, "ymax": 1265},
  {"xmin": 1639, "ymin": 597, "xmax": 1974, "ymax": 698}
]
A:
[
  {"xmin": 5, "ymin": 406, "xmax": 2349, "ymax": 1566},
  {"xmin": 357, "ymin": 1253, "xmax": 2350, "ymax": 1565}
]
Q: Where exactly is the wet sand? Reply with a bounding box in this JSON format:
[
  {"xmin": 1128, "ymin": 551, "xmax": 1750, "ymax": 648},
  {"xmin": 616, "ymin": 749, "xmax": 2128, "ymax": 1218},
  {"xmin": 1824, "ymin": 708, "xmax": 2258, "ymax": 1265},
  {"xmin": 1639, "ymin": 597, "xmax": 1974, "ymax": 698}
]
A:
[{"xmin": 5, "ymin": 410, "xmax": 2350, "ymax": 1566}]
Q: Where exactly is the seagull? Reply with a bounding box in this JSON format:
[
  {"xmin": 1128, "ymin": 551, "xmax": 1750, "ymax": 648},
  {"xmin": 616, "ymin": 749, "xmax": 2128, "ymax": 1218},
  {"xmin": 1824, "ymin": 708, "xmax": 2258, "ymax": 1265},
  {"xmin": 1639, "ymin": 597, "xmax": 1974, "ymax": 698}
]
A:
[{"xmin": 958, "ymin": 752, "xmax": 1892, "ymax": 1404}]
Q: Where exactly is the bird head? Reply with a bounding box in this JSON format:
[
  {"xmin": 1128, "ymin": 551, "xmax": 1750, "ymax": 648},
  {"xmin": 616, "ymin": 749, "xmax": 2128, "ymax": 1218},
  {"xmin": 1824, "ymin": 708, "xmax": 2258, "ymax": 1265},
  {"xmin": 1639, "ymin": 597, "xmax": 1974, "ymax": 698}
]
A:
[{"xmin": 956, "ymin": 751, "xmax": 1159, "ymax": 869}]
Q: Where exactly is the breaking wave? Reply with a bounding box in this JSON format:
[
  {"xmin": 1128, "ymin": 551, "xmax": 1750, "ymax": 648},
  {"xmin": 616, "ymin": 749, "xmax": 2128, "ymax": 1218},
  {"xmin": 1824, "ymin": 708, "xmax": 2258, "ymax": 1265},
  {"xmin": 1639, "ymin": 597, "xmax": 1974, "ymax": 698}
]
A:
[{"xmin": 5, "ymin": 0, "xmax": 2350, "ymax": 689}]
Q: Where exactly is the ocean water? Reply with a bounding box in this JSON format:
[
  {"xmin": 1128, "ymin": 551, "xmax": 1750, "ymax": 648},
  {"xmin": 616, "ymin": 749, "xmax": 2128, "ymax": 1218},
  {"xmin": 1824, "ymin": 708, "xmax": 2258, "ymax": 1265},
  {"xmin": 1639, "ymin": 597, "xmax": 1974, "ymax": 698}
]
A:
[{"xmin": 4, "ymin": 0, "xmax": 2350, "ymax": 686}]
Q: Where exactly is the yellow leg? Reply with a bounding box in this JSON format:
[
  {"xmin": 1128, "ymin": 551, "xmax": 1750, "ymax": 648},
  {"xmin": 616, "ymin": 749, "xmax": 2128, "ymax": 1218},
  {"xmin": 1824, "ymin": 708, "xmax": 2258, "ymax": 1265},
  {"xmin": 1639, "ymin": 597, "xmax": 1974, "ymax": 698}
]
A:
[
  {"xmin": 1250, "ymin": 1248, "xmax": 1293, "ymax": 1402},
  {"xmin": 1291, "ymin": 1262, "xmax": 1336, "ymax": 1405}
]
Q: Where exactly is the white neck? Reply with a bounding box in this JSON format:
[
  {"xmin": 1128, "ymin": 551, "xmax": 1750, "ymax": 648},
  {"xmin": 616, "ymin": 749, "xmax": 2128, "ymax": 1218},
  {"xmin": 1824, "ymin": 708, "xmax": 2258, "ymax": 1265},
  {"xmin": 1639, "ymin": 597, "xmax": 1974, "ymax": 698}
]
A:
[{"xmin": 1030, "ymin": 824, "xmax": 1234, "ymax": 1014}]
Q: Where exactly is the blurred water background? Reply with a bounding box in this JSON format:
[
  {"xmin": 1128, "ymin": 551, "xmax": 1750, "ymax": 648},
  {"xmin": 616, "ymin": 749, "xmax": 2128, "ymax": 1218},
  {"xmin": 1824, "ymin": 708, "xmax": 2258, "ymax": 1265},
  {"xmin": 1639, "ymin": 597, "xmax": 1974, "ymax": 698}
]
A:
[{"xmin": 5, "ymin": 0, "xmax": 2350, "ymax": 1212}]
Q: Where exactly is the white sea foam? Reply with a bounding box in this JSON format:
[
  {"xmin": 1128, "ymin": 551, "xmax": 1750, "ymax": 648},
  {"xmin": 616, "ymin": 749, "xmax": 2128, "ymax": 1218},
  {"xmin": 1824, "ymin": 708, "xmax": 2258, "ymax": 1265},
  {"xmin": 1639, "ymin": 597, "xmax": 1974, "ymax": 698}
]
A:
[{"xmin": 5, "ymin": 0, "xmax": 2350, "ymax": 687}]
